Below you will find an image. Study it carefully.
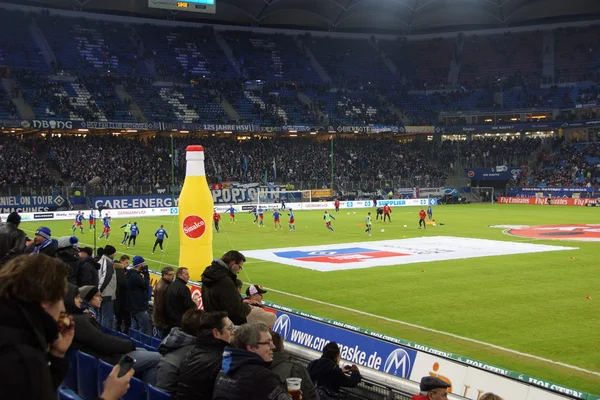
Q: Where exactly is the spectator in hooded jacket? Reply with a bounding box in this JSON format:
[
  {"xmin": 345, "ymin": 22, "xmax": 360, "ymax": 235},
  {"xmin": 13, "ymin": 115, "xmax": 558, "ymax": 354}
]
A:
[
  {"xmin": 56, "ymin": 236, "xmax": 81, "ymax": 285},
  {"xmin": 165, "ymin": 267, "xmax": 197, "ymax": 329},
  {"xmin": 410, "ymin": 376, "xmax": 451, "ymax": 400},
  {"xmin": 201, "ymin": 250, "xmax": 251, "ymax": 325},
  {"xmin": 127, "ymin": 255, "xmax": 150, "ymax": 335},
  {"xmin": 270, "ymin": 331, "xmax": 318, "ymax": 400},
  {"xmin": 153, "ymin": 266, "xmax": 175, "ymax": 338},
  {"xmin": 0, "ymin": 255, "xmax": 74, "ymax": 400},
  {"xmin": 244, "ymin": 284, "xmax": 276, "ymax": 327},
  {"xmin": 213, "ymin": 323, "xmax": 291, "ymax": 400},
  {"xmin": 98, "ymin": 244, "xmax": 117, "ymax": 329},
  {"xmin": 0, "ymin": 211, "xmax": 26, "ymax": 268},
  {"xmin": 308, "ymin": 341, "xmax": 361, "ymax": 395},
  {"xmin": 77, "ymin": 246, "xmax": 100, "ymax": 287},
  {"xmin": 64, "ymin": 283, "xmax": 161, "ymax": 385},
  {"xmin": 176, "ymin": 311, "xmax": 234, "ymax": 400},
  {"xmin": 114, "ymin": 254, "xmax": 131, "ymax": 333},
  {"xmin": 156, "ymin": 308, "xmax": 204, "ymax": 394},
  {"xmin": 25, "ymin": 227, "xmax": 57, "ymax": 257}
]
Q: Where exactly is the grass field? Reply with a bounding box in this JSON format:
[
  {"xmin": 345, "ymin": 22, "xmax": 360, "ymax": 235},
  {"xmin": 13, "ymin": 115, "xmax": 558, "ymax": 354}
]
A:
[{"xmin": 21, "ymin": 204, "xmax": 600, "ymax": 394}]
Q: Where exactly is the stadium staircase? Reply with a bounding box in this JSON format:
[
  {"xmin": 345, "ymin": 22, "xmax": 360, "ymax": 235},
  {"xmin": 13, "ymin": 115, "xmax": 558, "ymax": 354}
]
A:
[
  {"xmin": 114, "ymin": 85, "xmax": 148, "ymax": 123},
  {"xmin": 1, "ymin": 78, "xmax": 35, "ymax": 119},
  {"xmin": 368, "ymin": 37, "xmax": 398, "ymax": 76},
  {"xmin": 213, "ymin": 90, "xmax": 241, "ymax": 122},
  {"xmin": 29, "ymin": 19, "xmax": 57, "ymax": 71},
  {"xmin": 297, "ymin": 91, "xmax": 328, "ymax": 124},
  {"xmin": 214, "ymin": 31, "xmax": 246, "ymax": 78},
  {"xmin": 131, "ymin": 27, "xmax": 157, "ymax": 77},
  {"xmin": 294, "ymin": 36, "xmax": 332, "ymax": 84},
  {"xmin": 542, "ymin": 30, "xmax": 555, "ymax": 81},
  {"xmin": 448, "ymin": 34, "xmax": 464, "ymax": 86}
]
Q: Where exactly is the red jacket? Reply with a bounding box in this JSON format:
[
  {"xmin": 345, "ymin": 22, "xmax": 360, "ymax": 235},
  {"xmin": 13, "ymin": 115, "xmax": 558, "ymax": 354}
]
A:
[
  {"xmin": 213, "ymin": 213, "xmax": 221, "ymax": 222},
  {"xmin": 419, "ymin": 210, "xmax": 426, "ymax": 220},
  {"xmin": 334, "ymin": 200, "xmax": 340, "ymax": 207},
  {"xmin": 383, "ymin": 205, "xmax": 391, "ymax": 214}
]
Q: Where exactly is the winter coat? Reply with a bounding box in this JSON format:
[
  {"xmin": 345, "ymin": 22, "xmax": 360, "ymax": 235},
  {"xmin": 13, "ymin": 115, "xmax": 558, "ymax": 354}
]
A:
[
  {"xmin": 153, "ymin": 277, "xmax": 171, "ymax": 330},
  {"xmin": 212, "ymin": 347, "xmax": 291, "ymax": 400},
  {"xmin": 165, "ymin": 277, "xmax": 196, "ymax": 329},
  {"xmin": 201, "ymin": 259, "xmax": 250, "ymax": 326},
  {"xmin": 0, "ymin": 299, "xmax": 69, "ymax": 400},
  {"xmin": 25, "ymin": 239, "xmax": 57, "ymax": 257},
  {"xmin": 127, "ymin": 268, "xmax": 149, "ymax": 313},
  {"xmin": 64, "ymin": 284, "xmax": 135, "ymax": 365},
  {"xmin": 56, "ymin": 246, "xmax": 82, "ymax": 285},
  {"xmin": 247, "ymin": 304, "xmax": 277, "ymax": 327},
  {"xmin": 176, "ymin": 335, "xmax": 229, "ymax": 400},
  {"xmin": 307, "ymin": 357, "xmax": 361, "ymax": 394},
  {"xmin": 114, "ymin": 262, "xmax": 129, "ymax": 319},
  {"xmin": 271, "ymin": 351, "xmax": 319, "ymax": 400},
  {"xmin": 155, "ymin": 327, "xmax": 196, "ymax": 394},
  {"xmin": 0, "ymin": 222, "xmax": 26, "ymax": 267},
  {"xmin": 79, "ymin": 256, "xmax": 100, "ymax": 287},
  {"xmin": 98, "ymin": 255, "xmax": 117, "ymax": 300}
]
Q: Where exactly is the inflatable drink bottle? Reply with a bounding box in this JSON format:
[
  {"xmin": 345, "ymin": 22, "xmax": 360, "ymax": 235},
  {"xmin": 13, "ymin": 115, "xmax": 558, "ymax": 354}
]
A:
[{"xmin": 178, "ymin": 145, "xmax": 214, "ymax": 279}]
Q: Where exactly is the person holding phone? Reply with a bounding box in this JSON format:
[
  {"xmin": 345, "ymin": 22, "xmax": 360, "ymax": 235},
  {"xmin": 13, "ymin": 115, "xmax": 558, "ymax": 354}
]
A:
[{"xmin": 307, "ymin": 342, "xmax": 361, "ymax": 398}]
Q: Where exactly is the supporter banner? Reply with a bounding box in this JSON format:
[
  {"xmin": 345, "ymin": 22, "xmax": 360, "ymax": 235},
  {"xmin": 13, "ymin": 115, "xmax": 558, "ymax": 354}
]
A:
[
  {"xmin": 507, "ymin": 187, "xmax": 597, "ymax": 198},
  {"xmin": 329, "ymin": 125, "xmax": 400, "ymax": 134},
  {"xmin": 20, "ymin": 120, "xmax": 155, "ymax": 130},
  {"xmin": 0, "ymin": 119, "xmax": 22, "ymax": 128},
  {"xmin": 465, "ymin": 167, "xmax": 523, "ymax": 181},
  {"xmin": 444, "ymin": 119, "xmax": 600, "ymax": 134},
  {"xmin": 398, "ymin": 126, "xmax": 436, "ymax": 134},
  {"xmin": 418, "ymin": 187, "xmax": 445, "ymax": 198},
  {"xmin": 311, "ymin": 189, "xmax": 332, "ymax": 198},
  {"xmin": 0, "ymin": 195, "xmax": 67, "ymax": 213},
  {"xmin": 498, "ymin": 197, "xmax": 598, "ymax": 206},
  {"xmin": 212, "ymin": 184, "xmax": 287, "ymax": 203},
  {"xmin": 267, "ymin": 304, "xmax": 587, "ymax": 400},
  {"xmin": 281, "ymin": 125, "xmax": 314, "ymax": 132}
]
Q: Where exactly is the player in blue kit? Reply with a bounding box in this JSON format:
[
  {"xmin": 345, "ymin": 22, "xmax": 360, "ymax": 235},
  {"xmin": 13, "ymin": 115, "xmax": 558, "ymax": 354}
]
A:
[
  {"xmin": 98, "ymin": 215, "xmax": 111, "ymax": 240},
  {"xmin": 427, "ymin": 205, "xmax": 433, "ymax": 220},
  {"xmin": 88, "ymin": 211, "xmax": 95, "ymax": 231},
  {"xmin": 128, "ymin": 222, "xmax": 139, "ymax": 248},
  {"xmin": 251, "ymin": 206, "xmax": 258, "ymax": 225},
  {"xmin": 152, "ymin": 225, "xmax": 169, "ymax": 254},
  {"xmin": 288, "ymin": 209, "xmax": 296, "ymax": 231},
  {"xmin": 228, "ymin": 205, "xmax": 236, "ymax": 223},
  {"xmin": 72, "ymin": 212, "xmax": 85, "ymax": 234},
  {"xmin": 258, "ymin": 206, "xmax": 264, "ymax": 227},
  {"xmin": 273, "ymin": 210, "xmax": 282, "ymax": 230}
]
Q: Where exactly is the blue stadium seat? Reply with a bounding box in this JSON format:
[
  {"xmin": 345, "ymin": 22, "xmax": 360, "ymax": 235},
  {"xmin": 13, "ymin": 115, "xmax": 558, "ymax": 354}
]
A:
[
  {"xmin": 77, "ymin": 351, "xmax": 98, "ymax": 399},
  {"xmin": 122, "ymin": 376, "xmax": 147, "ymax": 400},
  {"xmin": 62, "ymin": 349, "xmax": 78, "ymax": 392},
  {"xmin": 140, "ymin": 332, "xmax": 153, "ymax": 346},
  {"xmin": 147, "ymin": 384, "xmax": 171, "ymax": 400},
  {"xmin": 129, "ymin": 328, "xmax": 141, "ymax": 342},
  {"xmin": 132, "ymin": 338, "xmax": 145, "ymax": 348},
  {"xmin": 58, "ymin": 386, "xmax": 84, "ymax": 400},
  {"xmin": 151, "ymin": 337, "xmax": 162, "ymax": 350},
  {"xmin": 97, "ymin": 359, "xmax": 114, "ymax": 395}
]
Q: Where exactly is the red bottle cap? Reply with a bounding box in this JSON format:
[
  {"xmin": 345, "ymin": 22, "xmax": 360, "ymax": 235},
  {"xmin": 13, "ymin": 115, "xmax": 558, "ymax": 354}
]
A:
[{"xmin": 186, "ymin": 145, "xmax": 204, "ymax": 152}]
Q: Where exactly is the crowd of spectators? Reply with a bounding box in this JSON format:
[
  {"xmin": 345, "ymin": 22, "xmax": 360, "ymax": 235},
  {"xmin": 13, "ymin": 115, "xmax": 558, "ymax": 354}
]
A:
[{"xmin": 0, "ymin": 136, "xmax": 55, "ymax": 190}]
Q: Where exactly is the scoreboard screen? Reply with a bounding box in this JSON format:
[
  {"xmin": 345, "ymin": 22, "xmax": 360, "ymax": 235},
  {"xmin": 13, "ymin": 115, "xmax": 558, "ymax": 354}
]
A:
[{"xmin": 148, "ymin": 0, "xmax": 216, "ymax": 14}]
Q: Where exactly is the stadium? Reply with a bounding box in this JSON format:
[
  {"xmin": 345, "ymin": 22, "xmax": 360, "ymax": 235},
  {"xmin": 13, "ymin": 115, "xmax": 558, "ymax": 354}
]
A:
[{"xmin": 0, "ymin": 0, "xmax": 599, "ymax": 399}]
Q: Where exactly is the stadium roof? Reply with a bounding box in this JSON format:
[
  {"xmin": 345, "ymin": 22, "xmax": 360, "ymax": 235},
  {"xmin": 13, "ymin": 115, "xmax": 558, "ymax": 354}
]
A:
[{"xmin": 23, "ymin": 0, "xmax": 600, "ymax": 34}]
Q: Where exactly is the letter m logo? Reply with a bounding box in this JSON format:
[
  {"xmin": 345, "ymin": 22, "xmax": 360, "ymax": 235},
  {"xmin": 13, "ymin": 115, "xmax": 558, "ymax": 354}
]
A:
[
  {"xmin": 383, "ymin": 349, "xmax": 412, "ymax": 378},
  {"xmin": 273, "ymin": 314, "xmax": 291, "ymax": 340}
]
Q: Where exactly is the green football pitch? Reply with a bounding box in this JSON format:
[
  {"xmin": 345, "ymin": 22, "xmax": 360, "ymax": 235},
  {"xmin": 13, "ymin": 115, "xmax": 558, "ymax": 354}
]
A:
[{"xmin": 21, "ymin": 204, "xmax": 600, "ymax": 393}]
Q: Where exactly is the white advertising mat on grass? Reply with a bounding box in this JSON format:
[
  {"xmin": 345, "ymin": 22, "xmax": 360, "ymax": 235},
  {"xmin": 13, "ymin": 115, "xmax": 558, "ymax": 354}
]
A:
[{"xmin": 242, "ymin": 236, "xmax": 577, "ymax": 271}]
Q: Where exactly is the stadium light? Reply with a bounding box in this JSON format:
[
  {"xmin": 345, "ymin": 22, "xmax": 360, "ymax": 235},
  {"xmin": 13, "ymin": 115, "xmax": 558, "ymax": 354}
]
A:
[
  {"xmin": 78, "ymin": 129, "xmax": 89, "ymax": 132},
  {"xmin": 310, "ymin": 132, "xmax": 316, "ymax": 135},
  {"xmin": 289, "ymin": 130, "xmax": 297, "ymax": 133},
  {"xmin": 224, "ymin": 131, "xmax": 232, "ymax": 134},
  {"xmin": 180, "ymin": 130, "xmax": 189, "ymax": 133},
  {"xmin": 126, "ymin": 130, "xmax": 138, "ymax": 133},
  {"xmin": 289, "ymin": 134, "xmax": 298, "ymax": 137}
]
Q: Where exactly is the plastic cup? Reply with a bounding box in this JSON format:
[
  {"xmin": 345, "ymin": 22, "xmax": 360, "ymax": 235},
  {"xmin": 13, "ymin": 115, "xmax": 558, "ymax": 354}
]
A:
[{"xmin": 286, "ymin": 377, "xmax": 302, "ymax": 400}]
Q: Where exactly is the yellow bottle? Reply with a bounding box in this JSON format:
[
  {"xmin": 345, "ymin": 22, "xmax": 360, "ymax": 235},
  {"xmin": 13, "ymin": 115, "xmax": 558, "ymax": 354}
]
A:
[{"xmin": 178, "ymin": 145, "xmax": 214, "ymax": 279}]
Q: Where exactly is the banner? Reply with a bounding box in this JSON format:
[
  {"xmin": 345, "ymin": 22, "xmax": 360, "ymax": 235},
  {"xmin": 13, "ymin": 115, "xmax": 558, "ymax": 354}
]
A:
[
  {"xmin": 418, "ymin": 188, "xmax": 445, "ymax": 198},
  {"xmin": 158, "ymin": 122, "xmax": 258, "ymax": 132},
  {"xmin": 443, "ymin": 119, "xmax": 600, "ymax": 134},
  {"xmin": 498, "ymin": 197, "xmax": 598, "ymax": 206},
  {"xmin": 0, "ymin": 195, "xmax": 67, "ymax": 213},
  {"xmin": 20, "ymin": 120, "xmax": 155, "ymax": 130},
  {"xmin": 465, "ymin": 167, "xmax": 523, "ymax": 181},
  {"xmin": 507, "ymin": 187, "xmax": 597, "ymax": 198}
]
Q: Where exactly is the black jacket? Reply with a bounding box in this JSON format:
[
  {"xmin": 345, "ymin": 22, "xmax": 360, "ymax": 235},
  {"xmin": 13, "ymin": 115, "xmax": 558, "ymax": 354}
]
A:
[
  {"xmin": 153, "ymin": 278, "xmax": 170, "ymax": 330},
  {"xmin": 307, "ymin": 358, "xmax": 361, "ymax": 393},
  {"xmin": 127, "ymin": 268, "xmax": 150, "ymax": 313},
  {"xmin": 64, "ymin": 284, "xmax": 135, "ymax": 365},
  {"xmin": 0, "ymin": 299, "xmax": 69, "ymax": 400},
  {"xmin": 79, "ymin": 256, "xmax": 100, "ymax": 287},
  {"xmin": 213, "ymin": 347, "xmax": 291, "ymax": 400},
  {"xmin": 271, "ymin": 351, "xmax": 319, "ymax": 400},
  {"xmin": 0, "ymin": 222, "xmax": 27, "ymax": 267},
  {"xmin": 165, "ymin": 277, "xmax": 196, "ymax": 328},
  {"xmin": 176, "ymin": 335, "xmax": 229, "ymax": 400},
  {"xmin": 25, "ymin": 239, "xmax": 57, "ymax": 258},
  {"xmin": 114, "ymin": 263, "xmax": 129, "ymax": 319},
  {"xmin": 56, "ymin": 246, "xmax": 82, "ymax": 286},
  {"xmin": 201, "ymin": 259, "xmax": 250, "ymax": 326}
]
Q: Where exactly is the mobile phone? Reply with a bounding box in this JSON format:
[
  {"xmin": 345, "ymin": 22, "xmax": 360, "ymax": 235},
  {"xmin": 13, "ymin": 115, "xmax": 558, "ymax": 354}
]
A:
[{"xmin": 117, "ymin": 354, "xmax": 136, "ymax": 378}]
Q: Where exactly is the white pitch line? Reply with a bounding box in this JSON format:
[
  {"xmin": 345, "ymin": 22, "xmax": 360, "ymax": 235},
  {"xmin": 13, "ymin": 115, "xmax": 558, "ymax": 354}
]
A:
[
  {"xmin": 254, "ymin": 285, "xmax": 600, "ymax": 378},
  {"xmin": 22, "ymin": 229, "xmax": 599, "ymax": 377}
]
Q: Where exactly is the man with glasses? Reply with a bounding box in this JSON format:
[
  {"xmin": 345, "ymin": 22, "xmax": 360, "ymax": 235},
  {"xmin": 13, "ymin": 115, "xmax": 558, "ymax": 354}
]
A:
[
  {"xmin": 213, "ymin": 323, "xmax": 293, "ymax": 400},
  {"xmin": 153, "ymin": 266, "xmax": 175, "ymax": 338},
  {"xmin": 176, "ymin": 311, "xmax": 235, "ymax": 399},
  {"xmin": 411, "ymin": 376, "xmax": 450, "ymax": 400},
  {"xmin": 201, "ymin": 250, "xmax": 251, "ymax": 326}
]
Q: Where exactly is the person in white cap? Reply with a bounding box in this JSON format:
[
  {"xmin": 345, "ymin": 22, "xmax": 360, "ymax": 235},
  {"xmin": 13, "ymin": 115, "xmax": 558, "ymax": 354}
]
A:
[{"xmin": 244, "ymin": 285, "xmax": 276, "ymax": 327}]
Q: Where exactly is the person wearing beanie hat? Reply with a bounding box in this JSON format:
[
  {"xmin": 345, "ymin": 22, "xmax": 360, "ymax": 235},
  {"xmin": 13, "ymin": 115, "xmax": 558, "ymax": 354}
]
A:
[
  {"xmin": 79, "ymin": 285, "xmax": 102, "ymax": 320},
  {"xmin": 56, "ymin": 236, "xmax": 82, "ymax": 286},
  {"xmin": 97, "ymin": 244, "xmax": 118, "ymax": 329},
  {"xmin": 25, "ymin": 227, "xmax": 57, "ymax": 257},
  {"xmin": 127, "ymin": 255, "xmax": 150, "ymax": 334},
  {"xmin": 0, "ymin": 211, "xmax": 27, "ymax": 268}
]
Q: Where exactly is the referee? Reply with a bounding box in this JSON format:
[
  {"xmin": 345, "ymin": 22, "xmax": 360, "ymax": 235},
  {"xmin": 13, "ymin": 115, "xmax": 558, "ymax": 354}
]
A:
[{"xmin": 152, "ymin": 225, "xmax": 169, "ymax": 254}]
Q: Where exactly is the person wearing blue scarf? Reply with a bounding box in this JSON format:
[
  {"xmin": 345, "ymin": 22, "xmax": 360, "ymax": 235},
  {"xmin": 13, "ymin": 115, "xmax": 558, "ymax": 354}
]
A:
[{"xmin": 25, "ymin": 227, "xmax": 57, "ymax": 257}]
